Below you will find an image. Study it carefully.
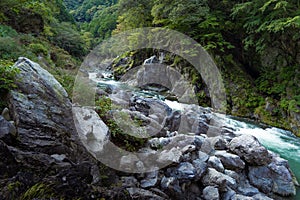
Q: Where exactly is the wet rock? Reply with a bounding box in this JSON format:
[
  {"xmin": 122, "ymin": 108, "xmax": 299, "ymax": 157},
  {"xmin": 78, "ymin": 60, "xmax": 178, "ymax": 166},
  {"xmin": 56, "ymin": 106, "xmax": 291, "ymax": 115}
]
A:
[
  {"xmin": 229, "ymin": 135, "xmax": 272, "ymax": 165},
  {"xmin": 203, "ymin": 186, "xmax": 219, "ymax": 200},
  {"xmin": 215, "ymin": 150, "xmax": 245, "ymax": 170}
]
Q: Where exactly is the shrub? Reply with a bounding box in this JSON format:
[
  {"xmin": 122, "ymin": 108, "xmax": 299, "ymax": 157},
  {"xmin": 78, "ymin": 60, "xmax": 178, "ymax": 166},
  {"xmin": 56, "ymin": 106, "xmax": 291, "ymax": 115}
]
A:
[
  {"xmin": 0, "ymin": 25, "xmax": 18, "ymax": 37},
  {"xmin": 0, "ymin": 37, "xmax": 22, "ymax": 60},
  {"xmin": 29, "ymin": 43, "xmax": 48, "ymax": 56},
  {"xmin": 0, "ymin": 60, "xmax": 20, "ymax": 92}
]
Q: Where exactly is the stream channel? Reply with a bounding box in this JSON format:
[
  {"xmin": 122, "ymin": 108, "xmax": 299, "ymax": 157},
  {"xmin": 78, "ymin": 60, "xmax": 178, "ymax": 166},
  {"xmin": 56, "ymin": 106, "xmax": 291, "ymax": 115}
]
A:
[{"xmin": 89, "ymin": 71, "xmax": 300, "ymax": 199}]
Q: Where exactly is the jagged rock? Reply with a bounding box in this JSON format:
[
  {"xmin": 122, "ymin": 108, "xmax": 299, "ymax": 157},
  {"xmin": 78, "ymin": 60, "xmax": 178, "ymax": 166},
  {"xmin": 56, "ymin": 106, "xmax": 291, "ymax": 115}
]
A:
[
  {"xmin": 224, "ymin": 170, "xmax": 240, "ymax": 181},
  {"xmin": 164, "ymin": 110, "xmax": 181, "ymax": 132},
  {"xmin": 208, "ymin": 156, "xmax": 224, "ymax": 172},
  {"xmin": 148, "ymin": 137, "xmax": 172, "ymax": 149},
  {"xmin": 200, "ymin": 138, "xmax": 214, "ymax": 154},
  {"xmin": 173, "ymin": 162, "xmax": 196, "ymax": 181},
  {"xmin": 203, "ymin": 186, "xmax": 219, "ymax": 200},
  {"xmin": 202, "ymin": 168, "xmax": 237, "ymax": 191},
  {"xmin": 197, "ymin": 151, "xmax": 210, "ymax": 162},
  {"xmin": 130, "ymin": 96, "xmax": 172, "ymax": 118},
  {"xmin": 157, "ymin": 147, "xmax": 182, "ymax": 165},
  {"xmin": 215, "ymin": 150, "xmax": 245, "ymax": 170},
  {"xmin": 73, "ymin": 106, "xmax": 109, "ymax": 153},
  {"xmin": 194, "ymin": 135, "xmax": 205, "ymax": 149},
  {"xmin": 229, "ymin": 134, "xmax": 272, "ymax": 165},
  {"xmin": 208, "ymin": 136, "xmax": 227, "ymax": 150},
  {"xmin": 248, "ymin": 155, "xmax": 296, "ymax": 196},
  {"xmin": 1, "ymin": 57, "xmax": 108, "ymax": 199}
]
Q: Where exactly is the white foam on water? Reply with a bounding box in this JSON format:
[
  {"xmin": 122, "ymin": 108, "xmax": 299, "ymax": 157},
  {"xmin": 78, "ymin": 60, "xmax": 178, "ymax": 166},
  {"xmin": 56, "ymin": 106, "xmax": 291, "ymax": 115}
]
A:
[{"xmin": 164, "ymin": 99, "xmax": 183, "ymax": 111}]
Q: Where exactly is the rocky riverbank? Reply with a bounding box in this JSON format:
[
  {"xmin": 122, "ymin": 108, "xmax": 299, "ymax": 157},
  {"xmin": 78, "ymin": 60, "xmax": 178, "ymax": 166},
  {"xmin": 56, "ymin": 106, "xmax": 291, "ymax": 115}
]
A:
[{"xmin": 0, "ymin": 57, "xmax": 298, "ymax": 199}]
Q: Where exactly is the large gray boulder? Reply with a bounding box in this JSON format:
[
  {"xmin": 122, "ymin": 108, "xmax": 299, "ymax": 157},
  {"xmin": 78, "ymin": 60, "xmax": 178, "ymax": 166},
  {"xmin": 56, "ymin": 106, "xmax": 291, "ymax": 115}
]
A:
[
  {"xmin": 1, "ymin": 57, "xmax": 114, "ymax": 199},
  {"xmin": 248, "ymin": 154, "xmax": 296, "ymax": 196},
  {"xmin": 229, "ymin": 134, "xmax": 272, "ymax": 165}
]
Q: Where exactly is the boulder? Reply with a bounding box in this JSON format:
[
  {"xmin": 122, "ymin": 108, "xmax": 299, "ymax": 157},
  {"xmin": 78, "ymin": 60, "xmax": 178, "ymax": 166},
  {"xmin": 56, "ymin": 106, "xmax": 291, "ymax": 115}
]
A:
[
  {"xmin": 202, "ymin": 168, "xmax": 237, "ymax": 191},
  {"xmin": 208, "ymin": 156, "xmax": 225, "ymax": 172},
  {"xmin": 229, "ymin": 134, "xmax": 272, "ymax": 165},
  {"xmin": 1, "ymin": 58, "xmax": 111, "ymax": 199},
  {"xmin": 203, "ymin": 186, "xmax": 219, "ymax": 200},
  {"xmin": 73, "ymin": 106, "xmax": 109, "ymax": 153},
  {"xmin": 141, "ymin": 171, "xmax": 159, "ymax": 188},
  {"xmin": 248, "ymin": 158, "xmax": 296, "ymax": 196},
  {"xmin": 215, "ymin": 150, "xmax": 245, "ymax": 170}
]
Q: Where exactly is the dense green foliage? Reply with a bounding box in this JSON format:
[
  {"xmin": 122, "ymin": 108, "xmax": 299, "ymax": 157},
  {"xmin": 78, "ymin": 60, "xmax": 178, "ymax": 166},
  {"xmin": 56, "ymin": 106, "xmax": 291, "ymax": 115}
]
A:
[
  {"xmin": 63, "ymin": 0, "xmax": 118, "ymax": 44},
  {"xmin": 110, "ymin": 0, "xmax": 300, "ymax": 134},
  {"xmin": 0, "ymin": 60, "xmax": 19, "ymax": 92},
  {"xmin": 0, "ymin": 0, "xmax": 299, "ymax": 135},
  {"xmin": 0, "ymin": 0, "xmax": 89, "ymax": 99}
]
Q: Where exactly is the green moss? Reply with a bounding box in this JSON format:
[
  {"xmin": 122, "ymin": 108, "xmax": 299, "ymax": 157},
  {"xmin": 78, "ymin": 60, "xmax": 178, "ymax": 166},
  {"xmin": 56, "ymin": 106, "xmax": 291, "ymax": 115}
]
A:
[
  {"xmin": 20, "ymin": 183, "xmax": 56, "ymax": 200},
  {"xmin": 95, "ymin": 97, "xmax": 146, "ymax": 152}
]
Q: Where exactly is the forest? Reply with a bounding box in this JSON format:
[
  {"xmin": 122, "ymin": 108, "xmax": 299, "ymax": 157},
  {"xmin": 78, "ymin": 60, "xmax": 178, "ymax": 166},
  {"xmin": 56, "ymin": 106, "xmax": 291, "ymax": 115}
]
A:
[
  {"xmin": 0, "ymin": 0, "xmax": 300, "ymax": 199},
  {"xmin": 0, "ymin": 0, "xmax": 299, "ymax": 135}
]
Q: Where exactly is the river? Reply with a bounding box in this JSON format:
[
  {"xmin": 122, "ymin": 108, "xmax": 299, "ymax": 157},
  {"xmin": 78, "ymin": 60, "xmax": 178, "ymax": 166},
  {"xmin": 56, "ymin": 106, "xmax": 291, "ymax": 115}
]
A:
[{"xmin": 90, "ymin": 72, "xmax": 300, "ymax": 199}]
